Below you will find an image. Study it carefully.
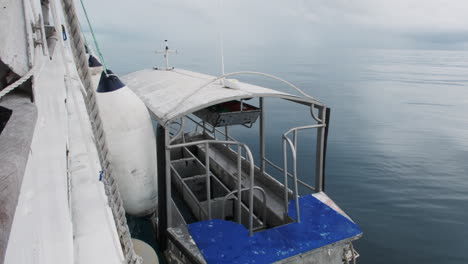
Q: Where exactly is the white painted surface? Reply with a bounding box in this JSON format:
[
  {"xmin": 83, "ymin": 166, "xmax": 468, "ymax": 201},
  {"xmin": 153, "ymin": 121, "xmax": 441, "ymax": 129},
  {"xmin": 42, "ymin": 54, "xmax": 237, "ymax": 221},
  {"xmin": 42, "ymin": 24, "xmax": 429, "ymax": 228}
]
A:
[
  {"xmin": 0, "ymin": 0, "xmax": 29, "ymax": 75},
  {"xmin": 95, "ymin": 84, "xmax": 158, "ymax": 216},
  {"xmin": 4, "ymin": 51, "xmax": 73, "ymax": 264},
  {"xmin": 122, "ymin": 68, "xmax": 312, "ymax": 125},
  {"xmin": 313, "ymin": 192, "xmax": 354, "ymax": 222},
  {"xmin": 4, "ymin": 33, "xmax": 123, "ymax": 264},
  {"xmin": 66, "ymin": 63, "xmax": 124, "ymax": 263}
]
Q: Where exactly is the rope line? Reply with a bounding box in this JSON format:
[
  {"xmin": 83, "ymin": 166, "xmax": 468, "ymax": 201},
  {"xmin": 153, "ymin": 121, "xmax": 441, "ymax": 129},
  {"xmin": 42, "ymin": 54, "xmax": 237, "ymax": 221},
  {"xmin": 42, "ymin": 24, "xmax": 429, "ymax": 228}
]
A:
[
  {"xmin": 60, "ymin": 1, "xmax": 141, "ymax": 263},
  {"xmin": 0, "ymin": 70, "xmax": 34, "ymax": 100},
  {"xmin": 78, "ymin": 0, "xmax": 108, "ymax": 73},
  {"xmin": 0, "ymin": 49, "xmax": 44, "ymax": 100}
]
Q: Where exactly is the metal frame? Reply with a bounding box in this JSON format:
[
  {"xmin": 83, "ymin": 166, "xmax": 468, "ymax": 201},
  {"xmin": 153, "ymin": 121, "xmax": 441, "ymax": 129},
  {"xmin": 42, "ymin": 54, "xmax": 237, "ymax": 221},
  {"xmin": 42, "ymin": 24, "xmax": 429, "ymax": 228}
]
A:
[
  {"xmin": 190, "ymin": 101, "xmax": 328, "ymax": 221},
  {"xmin": 280, "ymin": 107, "xmax": 327, "ymax": 223},
  {"xmin": 166, "ymin": 139, "xmax": 257, "ymax": 236},
  {"xmin": 221, "ymin": 186, "xmax": 267, "ymax": 228},
  {"xmin": 170, "ymin": 145, "xmax": 239, "ymax": 222},
  {"xmin": 259, "ymin": 98, "xmax": 265, "ymax": 176},
  {"xmin": 314, "ymin": 108, "xmax": 327, "ymax": 192},
  {"xmin": 156, "ymin": 124, "xmax": 168, "ymax": 250},
  {"xmin": 263, "ymin": 158, "xmax": 315, "ymax": 191},
  {"xmin": 186, "ymin": 115, "xmax": 237, "ymax": 141},
  {"xmin": 160, "ymin": 95, "xmax": 329, "ymax": 239}
]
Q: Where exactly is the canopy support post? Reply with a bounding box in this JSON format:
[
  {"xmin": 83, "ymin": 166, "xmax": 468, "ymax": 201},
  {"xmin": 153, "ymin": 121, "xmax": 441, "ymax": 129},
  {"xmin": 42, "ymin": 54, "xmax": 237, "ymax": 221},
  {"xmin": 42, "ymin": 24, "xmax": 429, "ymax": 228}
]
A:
[
  {"xmin": 259, "ymin": 98, "xmax": 265, "ymax": 176},
  {"xmin": 157, "ymin": 124, "xmax": 169, "ymax": 250},
  {"xmin": 314, "ymin": 106, "xmax": 326, "ymax": 192},
  {"xmin": 322, "ymin": 107, "xmax": 330, "ymax": 191}
]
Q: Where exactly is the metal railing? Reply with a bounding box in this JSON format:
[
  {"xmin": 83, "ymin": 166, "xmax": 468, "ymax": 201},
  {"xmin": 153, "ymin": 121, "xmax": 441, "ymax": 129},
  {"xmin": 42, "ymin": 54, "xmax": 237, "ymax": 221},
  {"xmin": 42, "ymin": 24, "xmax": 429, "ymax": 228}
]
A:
[
  {"xmin": 181, "ymin": 108, "xmax": 328, "ymax": 226},
  {"xmin": 170, "ymin": 164, "xmax": 210, "ymax": 221},
  {"xmin": 263, "ymin": 157, "xmax": 316, "ymax": 191},
  {"xmin": 221, "ymin": 186, "xmax": 267, "ymax": 229},
  {"xmin": 168, "ymin": 139, "xmax": 257, "ymax": 236},
  {"xmin": 169, "ymin": 118, "xmax": 185, "ymax": 143},
  {"xmin": 185, "ymin": 115, "xmax": 251, "ymax": 161},
  {"xmin": 282, "ymin": 124, "xmax": 326, "ymax": 223}
]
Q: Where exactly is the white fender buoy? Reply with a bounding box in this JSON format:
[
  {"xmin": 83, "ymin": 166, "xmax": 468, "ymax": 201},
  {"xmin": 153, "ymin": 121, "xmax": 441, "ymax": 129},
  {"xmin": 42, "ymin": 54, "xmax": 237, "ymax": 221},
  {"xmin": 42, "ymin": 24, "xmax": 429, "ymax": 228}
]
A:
[
  {"xmin": 131, "ymin": 239, "xmax": 159, "ymax": 264},
  {"xmin": 91, "ymin": 65, "xmax": 157, "ymax": 216}
]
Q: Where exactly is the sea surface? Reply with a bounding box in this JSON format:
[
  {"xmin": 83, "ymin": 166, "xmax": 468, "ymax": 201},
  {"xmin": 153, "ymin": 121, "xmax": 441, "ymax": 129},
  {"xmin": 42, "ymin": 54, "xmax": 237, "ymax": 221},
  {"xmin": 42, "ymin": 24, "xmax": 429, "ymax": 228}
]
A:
[{"xmin": 117, "ymin": 48, "xmax": 468, "ymax": 264}]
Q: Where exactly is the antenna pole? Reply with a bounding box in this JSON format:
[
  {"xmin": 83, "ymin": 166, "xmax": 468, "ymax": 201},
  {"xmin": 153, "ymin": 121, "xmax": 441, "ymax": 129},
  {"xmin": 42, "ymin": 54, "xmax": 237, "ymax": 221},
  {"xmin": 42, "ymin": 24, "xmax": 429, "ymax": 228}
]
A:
[
  {"xmin": 155, "ymin": 40, "xmax": 178, "ymax": 70},
  {"xmin": 218, "ymin": 0, "xmax": 225, "ymax": 85},
  {"xmin": 164, "ymin": 40, "xmax": 169, "ymax": 70}
]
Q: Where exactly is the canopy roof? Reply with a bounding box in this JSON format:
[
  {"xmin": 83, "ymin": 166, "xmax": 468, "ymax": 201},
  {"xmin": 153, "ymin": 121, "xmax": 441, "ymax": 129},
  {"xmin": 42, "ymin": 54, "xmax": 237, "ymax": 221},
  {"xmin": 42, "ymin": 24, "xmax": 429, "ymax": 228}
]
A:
[{"xmin": 122, "ymin": 68, "xmax": 321, "ymax": 125}]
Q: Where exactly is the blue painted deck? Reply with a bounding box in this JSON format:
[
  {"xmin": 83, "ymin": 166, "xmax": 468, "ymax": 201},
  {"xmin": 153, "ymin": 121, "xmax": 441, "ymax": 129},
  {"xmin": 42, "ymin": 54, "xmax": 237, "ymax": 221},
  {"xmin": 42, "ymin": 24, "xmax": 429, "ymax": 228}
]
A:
[{"xmin": 187, "ymin": 195, "xmax": 362, "ymax": 264}]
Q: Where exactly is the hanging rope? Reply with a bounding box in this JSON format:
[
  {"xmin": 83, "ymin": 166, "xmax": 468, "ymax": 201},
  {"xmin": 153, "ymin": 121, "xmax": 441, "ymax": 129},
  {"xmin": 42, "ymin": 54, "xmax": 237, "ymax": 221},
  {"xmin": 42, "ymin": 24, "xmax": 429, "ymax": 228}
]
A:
[
  {"xmin": 0, "ymin": 49, "xmax": 44, "ymax": 100},
  {"xmin": 0, "ymin": 70, "xmax": 34, "ymax": 100},
  {"xmin": 78, "ymin": 0, "xmax": 108, "ymax": 73},
  {"xmin": 60, "ymin": 0, "xmax": 141, "ymax": 263}
]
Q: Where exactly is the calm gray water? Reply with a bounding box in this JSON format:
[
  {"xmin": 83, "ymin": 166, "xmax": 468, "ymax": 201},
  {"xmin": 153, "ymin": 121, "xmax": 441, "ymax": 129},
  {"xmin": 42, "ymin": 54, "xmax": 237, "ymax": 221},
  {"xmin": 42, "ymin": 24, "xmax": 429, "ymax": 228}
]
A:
[{"xmin": 117, "ymin": 47, "xmax": 468, "ymax": 264}]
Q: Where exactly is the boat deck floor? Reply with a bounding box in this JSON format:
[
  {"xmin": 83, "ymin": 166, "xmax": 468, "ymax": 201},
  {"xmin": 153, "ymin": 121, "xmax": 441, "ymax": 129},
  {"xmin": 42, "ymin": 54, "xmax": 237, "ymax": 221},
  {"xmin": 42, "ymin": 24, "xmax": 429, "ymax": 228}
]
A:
[{"xmin": 187, "ymin": 194, "xmax": 362, "ymax": 264}]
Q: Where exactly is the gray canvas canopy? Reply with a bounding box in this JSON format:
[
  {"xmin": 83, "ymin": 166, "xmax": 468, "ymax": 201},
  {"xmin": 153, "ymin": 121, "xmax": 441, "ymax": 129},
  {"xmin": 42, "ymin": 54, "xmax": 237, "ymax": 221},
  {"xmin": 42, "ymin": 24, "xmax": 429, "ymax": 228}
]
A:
[{"xmin": 122, "ymin": 69, "xmax": 322, "ymax": 125}]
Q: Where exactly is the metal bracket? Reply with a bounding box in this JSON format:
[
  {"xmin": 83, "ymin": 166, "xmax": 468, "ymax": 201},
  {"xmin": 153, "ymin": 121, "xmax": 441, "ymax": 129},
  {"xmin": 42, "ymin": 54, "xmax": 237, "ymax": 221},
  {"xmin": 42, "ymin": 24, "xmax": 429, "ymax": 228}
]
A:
[
  {"xmin": 32, "ymin": 17, "xmax": 45, "ymax": 49},
  {"xmin": 342, "ymin": 243, "xmax": 359, "ymax": 264}
]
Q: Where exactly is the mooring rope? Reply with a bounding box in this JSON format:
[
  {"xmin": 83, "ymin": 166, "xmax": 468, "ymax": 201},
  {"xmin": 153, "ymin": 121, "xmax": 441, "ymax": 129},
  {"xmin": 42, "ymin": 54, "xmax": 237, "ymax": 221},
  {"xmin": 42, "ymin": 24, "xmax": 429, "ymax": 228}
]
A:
[
  {"xmin": 60, "ymin": 0, "xmax": 141, "ymax": 263},
  {"xmin": 0, "ymin": 49, "xmax": 44, "ymax": 100},
  {"xmin": 78, "ymin": 0, "xmax": 108, "ymax": 73},
  {"xmin": 0, "ymin": 70, "xmax": 34, "ymax": 100}
]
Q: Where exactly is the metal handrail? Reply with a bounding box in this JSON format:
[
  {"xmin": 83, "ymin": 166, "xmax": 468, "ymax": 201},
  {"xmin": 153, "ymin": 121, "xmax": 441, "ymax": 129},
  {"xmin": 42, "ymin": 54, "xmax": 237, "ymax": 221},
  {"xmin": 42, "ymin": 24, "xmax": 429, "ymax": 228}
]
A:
[
  {"xmin": 283, "ymin": 124, "xmax": 325, "ymax": 136},
  {"xmin": 221, "ymin": 186, "xmax": 267, "ymax": 229},
  {"xmin": 186, "ymin": 115, "xmax": 215, "ymax": 135},
  {"xmin": 282, "ymin": 123, "xmax": 326, "ymax": 223},
  {"xmin": 198, "ymin": 71, "xmax": 319, "ymax": 102},
  {"xmin": 263, "ymin": 157, "xmax": 315, "ymax": 191},
  {"xmin": 185, "ymin": 115, "xmax": 248, "ymax": 160},
  {"xmin": 168, "ymin": 139, "xmax": 256, "ymax": 236},
  {"xmin": 282, "ymin": 135, "xmax": 299, "ymax": 222},
  {"xmin": 169, "ymin": 118, "xmax": 185, "ymax": 143},
  {"xmin": 310, "ymin": 104, "xmax": 323, "ymax": 123}
]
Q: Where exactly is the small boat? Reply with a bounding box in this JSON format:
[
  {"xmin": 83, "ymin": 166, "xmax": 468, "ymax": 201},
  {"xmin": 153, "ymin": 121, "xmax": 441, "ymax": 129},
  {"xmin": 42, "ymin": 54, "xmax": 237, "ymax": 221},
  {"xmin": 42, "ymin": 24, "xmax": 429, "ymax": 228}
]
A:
[{"xmin": 121, "ymin": 66, "xmax": 363, "ymax": 263}]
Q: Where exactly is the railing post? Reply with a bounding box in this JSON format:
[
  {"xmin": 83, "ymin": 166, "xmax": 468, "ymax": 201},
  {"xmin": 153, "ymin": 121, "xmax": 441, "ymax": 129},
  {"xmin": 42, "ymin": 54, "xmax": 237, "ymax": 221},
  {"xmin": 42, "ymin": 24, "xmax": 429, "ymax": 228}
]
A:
[
  {"xmin": 315, "ymin": 106, "xmax": 326, "ymax": 192},
  {"xmin": 165, "ymin": 129, "xmax": 172, "ymax": 229},
  {"xmin": 283, "ymin": 134, "xmax": 301, "ymax": 223},
  {"xmin": 248, "ymin": 150, "xmax": 254, "ymax": 237},
  {"xmin": 225, "ymin": 125, "xmax": 229, "ymax": 141},
  {"xmin": 292, "ymin": 131, "xmax": 301, "ymax": 223},
  {"xmin": 259, "ymin": 98, "xmax": 265, "ymax": 176},
  {"xmin": 322, "ymin": 107, "xmax": 331, "ymax": 191},
  {"xmin": 156, "ymin": 125, "xmax": 168, "ymax": 250},
  {"xmin": 237, "ymin": 145, "xmax": 242, "ymax": 224},
  {"xmin": 205, "ymin": 142, "xmax": 211, "ymax": 219},
  {"xmin": 282, "ymin": 138, "xmax": 289, "ymax": 215},
  {"xmin": 293, "ymin": 129, "xmax": 297, "ymax": 157}
]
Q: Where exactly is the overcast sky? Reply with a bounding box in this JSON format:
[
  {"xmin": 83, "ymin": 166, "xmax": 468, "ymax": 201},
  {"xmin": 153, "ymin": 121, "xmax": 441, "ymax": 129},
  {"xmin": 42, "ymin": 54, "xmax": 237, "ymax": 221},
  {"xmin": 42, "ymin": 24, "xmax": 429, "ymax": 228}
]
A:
[
  {"xmin": 79, "ymin": 0, "xmax": 468, "ymax": 48},
  {"xmin": 76, "ymin": 0, "xmax": 468, "ymax": 73}
]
